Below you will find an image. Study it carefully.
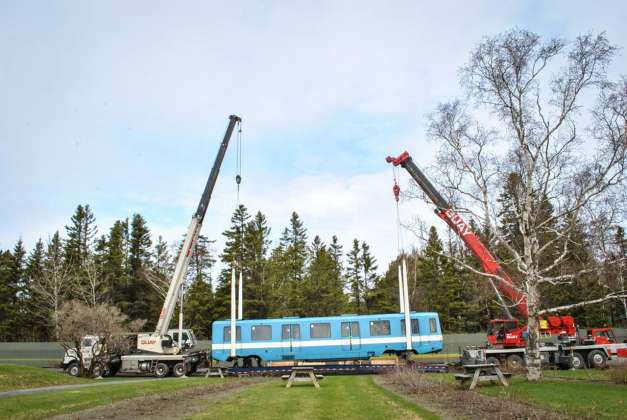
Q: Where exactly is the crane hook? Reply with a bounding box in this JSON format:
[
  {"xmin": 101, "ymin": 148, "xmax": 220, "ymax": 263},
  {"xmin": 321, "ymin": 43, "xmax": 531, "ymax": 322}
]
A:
[{"xmin": 393, "ymin": 183, "xmax": 400, "ymax": 202}]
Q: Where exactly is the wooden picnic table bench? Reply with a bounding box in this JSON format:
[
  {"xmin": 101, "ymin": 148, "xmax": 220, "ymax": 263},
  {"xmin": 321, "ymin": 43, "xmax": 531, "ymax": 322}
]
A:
[
  {"xmin": 282, "ymin": 367, "xmax": 324, "ymax": 388},
  {"xmin": 455, "ymin": 363, "xmax": 511, "ymax": 390}
]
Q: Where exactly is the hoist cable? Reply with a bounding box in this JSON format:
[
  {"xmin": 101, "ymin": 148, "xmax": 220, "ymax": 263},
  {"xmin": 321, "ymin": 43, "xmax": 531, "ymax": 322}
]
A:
[
  {"xmin": 235, "ymin": 121, "xmax": 242, "ymax": 208},
  {"xmin": 392, "ymin": 166, "xmax": 405, "ymax": 256}
]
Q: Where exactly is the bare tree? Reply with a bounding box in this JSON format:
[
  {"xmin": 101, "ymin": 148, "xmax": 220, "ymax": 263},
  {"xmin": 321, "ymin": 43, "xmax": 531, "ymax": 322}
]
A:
[
  {"xmin": 423, "ymin": 30, "xmax": 627, "ymax": 380},
  {"xmin": 57, "ymin": 300, "xmax": 144, "ymax": 377},
  {"xmin": 72, "ymin": 259, "xmax": 105, "ymax": 307},
  {"xmin": 30, "ymin": 235, "xmax": 73, "ymax": 338}
]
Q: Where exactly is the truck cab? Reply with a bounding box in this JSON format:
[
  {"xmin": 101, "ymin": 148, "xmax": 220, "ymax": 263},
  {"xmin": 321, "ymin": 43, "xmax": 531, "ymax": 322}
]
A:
[
  {"xmin": 487, "ymin": 319, "xmax": 526, "ymax": 348},
  {"xmin": 63, "ymin": 335, "xmax": 120, "ymax": 377},
  {"xmin": 167, "ymin": 329, "xmax": 197, "ymax": 350}
]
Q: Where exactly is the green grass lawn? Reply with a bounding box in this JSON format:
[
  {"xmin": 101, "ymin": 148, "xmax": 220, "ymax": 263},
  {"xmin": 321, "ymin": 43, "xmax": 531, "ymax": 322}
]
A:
[
  {"xmin": 0, "ymin": 377, "xmax": 231, "ymax": 420},
  {"xmin": 0, "ymin": 364, "xmax": 90, "ymax": 392},
  {"xmin": 191, "ymin": 375, "xmax": 438, "ymax": 420},
  {"xmin": 478, "ymin": 375, "xmax": 626, "ymax": 419}
]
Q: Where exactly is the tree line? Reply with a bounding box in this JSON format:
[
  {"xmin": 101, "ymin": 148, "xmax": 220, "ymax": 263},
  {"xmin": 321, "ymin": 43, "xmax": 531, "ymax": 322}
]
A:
[{"xmin": 1, "ymin": 189, "xmax": 625, "ymax": 341}]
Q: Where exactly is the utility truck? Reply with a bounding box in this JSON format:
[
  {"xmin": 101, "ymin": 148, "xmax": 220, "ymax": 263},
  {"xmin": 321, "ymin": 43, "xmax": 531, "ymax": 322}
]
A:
[
  {"xmin": 64, "ymin": 115, "xmax": 241, "ymax": 377},
  {"xmin": 386, "ymin": 151, "xmax": 627, "ymax": 370}
]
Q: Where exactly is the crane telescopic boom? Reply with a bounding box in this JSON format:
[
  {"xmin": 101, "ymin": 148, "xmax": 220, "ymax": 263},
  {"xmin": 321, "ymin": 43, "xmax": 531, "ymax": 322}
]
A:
[
  {"xmin": 154, "ymin": 114, "xmax": 241, "ymax": 338},
  {"xmin": 386, "ymin": 151, "xmax": 528, "ymax": 318}
]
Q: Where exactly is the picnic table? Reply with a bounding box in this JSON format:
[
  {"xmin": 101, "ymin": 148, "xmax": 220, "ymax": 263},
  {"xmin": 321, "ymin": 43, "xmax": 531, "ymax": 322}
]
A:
[
  {"xmin": 281, "ymin": 367, "xmax": 324, "ymax": 388},
  {"xmin": 454, "ymin": 363, "xmax": 511, "ymax": 390}
]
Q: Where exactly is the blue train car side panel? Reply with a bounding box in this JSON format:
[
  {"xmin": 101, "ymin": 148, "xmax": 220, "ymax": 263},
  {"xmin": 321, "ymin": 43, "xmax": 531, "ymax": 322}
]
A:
[{"xmin": 211, "ymin": 312, "xmax": 442, "ymax": 362}]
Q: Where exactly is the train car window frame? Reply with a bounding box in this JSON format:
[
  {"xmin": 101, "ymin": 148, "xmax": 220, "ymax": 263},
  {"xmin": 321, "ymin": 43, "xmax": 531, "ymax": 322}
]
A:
[
  {"xmin": 281, "ymin": 324, "xmax": 301, "ymax": 339},
  {"xmin": 341, "ymin": 322, "xmax": 360, "ymax": 337},
  {"xmin": 400, "ymin": 319, "xmax": 419, "ymax": 335},
  {"xmin": 310, "ymin": 322, "xmax": 331, "ymax": 339},
  {"xmin": 369, "ymin": 320, "xmax": 391, "ymax": 336},
  {"xmin": 429, "ymin": 318, "xmax": 438, "ymax": 333},
  {"xmin": 223, "ymin": 326, "xmax": 241, "ymax": 341},
  {"xmin": 251, "ymin": 324, "xmax": 272, "ymax": 341}
]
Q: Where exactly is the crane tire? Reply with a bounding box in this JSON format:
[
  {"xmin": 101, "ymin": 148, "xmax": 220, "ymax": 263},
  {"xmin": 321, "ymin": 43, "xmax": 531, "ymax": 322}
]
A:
[
  {"xmin": 66, "ymin": 362, "xmax": 80, "ymax": 377},
  {"xmin": 506, "ymin": 354, "xmax": 524, "ymax": 371},
  {"xmin": 571, "ymin": 352, "xmax": 585, "ymax": 369},
  {"xmin": 486, "ymin": 356, "xmax": 500, "ymax": 366},
  {"xmin": 587, "ymin": 350, "xmax": 607, "ymax": 369},
  {"xmin": 92, "ymin": 363, "xmax": 106, "ymax": 378},
  {"xmin": 173, "ymin": 363, "xmax": 186, "ymax": 377},
  {"xmin": 155, "ymin": 362, "xmax": 170, "ymax": 378}
]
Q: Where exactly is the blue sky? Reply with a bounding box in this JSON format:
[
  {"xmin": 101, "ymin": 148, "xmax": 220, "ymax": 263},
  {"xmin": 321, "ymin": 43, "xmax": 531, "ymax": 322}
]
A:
[{"xmin": 1, "ymin": 1, "xmax": 626, "ymax": 274}]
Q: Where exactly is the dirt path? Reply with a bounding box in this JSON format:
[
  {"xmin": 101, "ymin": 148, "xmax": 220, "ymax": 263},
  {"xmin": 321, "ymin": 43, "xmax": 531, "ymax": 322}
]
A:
[
  {"xmin": 50, "ymin": 378, "xmax": 262, "ymax": 420},
  {"xmin": 374, "ymin": 372, "xmax": 567, "ymax": 420}
]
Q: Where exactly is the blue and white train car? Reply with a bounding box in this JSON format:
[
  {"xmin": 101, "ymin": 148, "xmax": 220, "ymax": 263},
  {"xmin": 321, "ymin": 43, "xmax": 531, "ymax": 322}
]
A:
[{"xmin": 211, "ymin": 312, "xmax": 443, "ymax": 363}]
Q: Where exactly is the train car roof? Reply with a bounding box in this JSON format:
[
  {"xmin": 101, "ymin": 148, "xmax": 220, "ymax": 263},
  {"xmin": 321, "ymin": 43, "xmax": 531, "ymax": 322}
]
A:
[{"xmin": 212, "ymin": 312, "xmax": 440, "ymax": 325}]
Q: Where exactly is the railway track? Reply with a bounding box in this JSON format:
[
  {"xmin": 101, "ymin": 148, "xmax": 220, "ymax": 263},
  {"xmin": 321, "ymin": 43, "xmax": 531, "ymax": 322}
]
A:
[{"xmin": 221, "ymin": 363, "xmax": 449, "ymax": 377}]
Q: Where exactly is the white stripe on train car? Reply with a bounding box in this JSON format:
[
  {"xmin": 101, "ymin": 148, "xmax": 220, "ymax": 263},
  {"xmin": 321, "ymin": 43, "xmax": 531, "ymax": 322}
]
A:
[{"xmin": 211, "ymin": 334, "xmax": 443, "ymax": 350}]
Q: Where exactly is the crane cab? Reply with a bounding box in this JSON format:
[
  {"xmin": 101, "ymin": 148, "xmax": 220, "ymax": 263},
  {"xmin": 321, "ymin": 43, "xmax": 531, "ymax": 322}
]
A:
[{"xmin": 487, "ymin": 319, "xmax": 526, "ymax": 348}]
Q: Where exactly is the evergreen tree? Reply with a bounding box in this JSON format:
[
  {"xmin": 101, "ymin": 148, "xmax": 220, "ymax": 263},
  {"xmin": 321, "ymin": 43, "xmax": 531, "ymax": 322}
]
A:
[
  {"xmin": 64, "ymin": 204, "xmax": 97, "ymax": 270},
  {"xmin": 361, "ymin": 241, "xmax": 378, "ymax": 313},
  {"xmin": 185, "ymin": 277, "xmax": 214, "ymax": 339},
  {"xmin": 346, "ymin": 239, "xmax": 363, "ymax": 313},
  {"xmin": 101, "ymin": 221, "xmax": 130, "ymax": 306},
  {"xmin": 0, "ymin": 249, "xmax": 14, "ymax": 340},
  {"xmin": 243, "ymin": 211, "xmax": 271, "ymax": 319},
  {"xmin": 214, "ymin": 205, "xmax": 252, "ymax": 319},
  {"xmin": 302, "ymin": 239, "xmax": 346, "ymax": 316},
  {"xmin": 283, "ymin": 212, "xmax": 308, "ymax": 315},
  {"xmin": 23, "ymin": 239, "xmax": 46, "ymax": 340},
  {"xmin": 127, "ymin": 214, "xmax": 154, "ymax": 323}
]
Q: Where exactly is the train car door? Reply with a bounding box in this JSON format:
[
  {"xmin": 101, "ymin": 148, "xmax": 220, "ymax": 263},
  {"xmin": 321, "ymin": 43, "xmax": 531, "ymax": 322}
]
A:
[
  {"xmin": 281, "ymin": 324, "xmax": 301, "ymax": 358},
  {"xmin": 341, "ymin": 321, "xmax": 361, "ymax": 351}
]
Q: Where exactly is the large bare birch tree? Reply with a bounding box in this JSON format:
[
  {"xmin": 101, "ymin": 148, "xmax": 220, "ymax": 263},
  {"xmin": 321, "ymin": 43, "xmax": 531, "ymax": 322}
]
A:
[{"xmin": 425, "ymin": 29, "xmax": 627, "ymax": 380}]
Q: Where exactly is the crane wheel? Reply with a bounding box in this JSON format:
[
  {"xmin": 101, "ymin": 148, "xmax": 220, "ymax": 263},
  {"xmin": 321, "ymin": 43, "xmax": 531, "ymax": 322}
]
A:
[
  {"xmin": 587, "ymin": 350, "xmax": 607, "ymax": 369},
  {"xmin": 506, "ymin": 354, "xmax": 524, "ymax": 371},
  {"xmin": 155, "ymin": 362, "xmax": 170, "ymax": 378},
  {"xmin": 92, "ymin": 363, "xmax": 106, "ymax": 378},
  {"xmin": 486, "ymin": 356, "xmax": 500, "ymax": 366},
  {"xmin": 173, "ymin": 363, "xmax": 186, "ymax": 377},
  {"xmin": 571, "ymin": 352, "xmax": 585, "ymax": 369},
  {"xmin": 66, "ymin": 362, "xmax": 80, "ymax": 377}
]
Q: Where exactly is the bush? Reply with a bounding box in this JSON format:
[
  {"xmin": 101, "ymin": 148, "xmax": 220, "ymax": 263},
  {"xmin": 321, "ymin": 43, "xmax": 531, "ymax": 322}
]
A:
[{"xmin": 608, "ymin": 365, "xmax": 627, "ymax": 384}]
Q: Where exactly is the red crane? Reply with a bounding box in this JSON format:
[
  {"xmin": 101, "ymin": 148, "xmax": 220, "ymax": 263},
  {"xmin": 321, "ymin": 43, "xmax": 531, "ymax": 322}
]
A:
[{"xmin": 386, "ymin": 151, "xmax": 577, "ymax": 347}]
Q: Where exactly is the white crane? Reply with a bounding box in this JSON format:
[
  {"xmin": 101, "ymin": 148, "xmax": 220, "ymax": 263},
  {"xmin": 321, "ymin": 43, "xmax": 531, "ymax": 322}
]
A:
[{"xmin": 137, "ymin": 115, "xmax": 241, "ymax": 354}]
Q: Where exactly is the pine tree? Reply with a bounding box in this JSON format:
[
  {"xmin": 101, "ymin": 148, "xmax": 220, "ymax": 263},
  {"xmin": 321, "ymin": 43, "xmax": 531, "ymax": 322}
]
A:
[
  {"xmin": 346, "ymin": 239, "xmax": 363, "ymax": 313},
  {"xmin": 23, "ymin": 239, "xmax": 46, "ymax": 340},
  {"xmin": 101, "ymin": 221, "xmax": 130, "ymax": 306},
  {"xmin": 361, "ymin": 241, "xmax": 378, "ymax": 313},
  {"xmin": 302, "ymin": 239, "xmax": 346, "ymax": 316},
  {"xmin": 243, "ymin": 211, "xmax": 271, "ymax": 319},
  {"xmin": 0, "ymin": 249, "xmax": 14, "ymax": 340},
  {"xmin": 64, "ymin": 204, "xmax": 97, "ymax": 270},
  {"xmin": 283, "ymin": 212, "xmax": 308, "ymax": 315},
  {"xmin": 213, "ymin": 205, "xmax": 252, "ymax": 320},
  {"xmin": 127, "ymin": 214, "xmax": 154, "ymax": 323},
  {"xmin": 185, "ymin": 277, "xmax": 214, "ymax": 339}
]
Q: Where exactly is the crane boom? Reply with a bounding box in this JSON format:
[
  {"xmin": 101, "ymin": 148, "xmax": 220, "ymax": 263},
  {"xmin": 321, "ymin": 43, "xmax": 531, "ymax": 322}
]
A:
[
  {"xmin": 386, "ymin": 151, "xmax": 528, "ymax": 318},
  {"xmin": 155, "ymin": 115, "xmax": 241, "ymax": 337}
]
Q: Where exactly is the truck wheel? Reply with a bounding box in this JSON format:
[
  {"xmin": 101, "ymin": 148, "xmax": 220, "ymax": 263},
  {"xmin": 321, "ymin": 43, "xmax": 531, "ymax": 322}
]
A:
[
  {"xmin": 587, "ymin": 350, "xmax": 607, "ymax": 369},
  {"xmin": 92, "ymin": 363, "xmax": 105, "ymax": 378},
  {"xmin": 155, "ymin": 362, "xmax": 170, "ymax": 378},
  {"xmin": 506, "ymin": 354, "xmax": 524, "ymax": 371},
  {"xmin": 66, "ymin": 362, "xmax": 80, "ymax": 377},
  {"xmin": 173, "ymin": 363, "xmax": 186, "ymax": 377},
  {"xmin": 572, "ymin": 352, "xmax": 585, "ymax": 369},
  {"xmin": 486, "ymin": 356, "xmax": 500, "ymax": 366}
]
